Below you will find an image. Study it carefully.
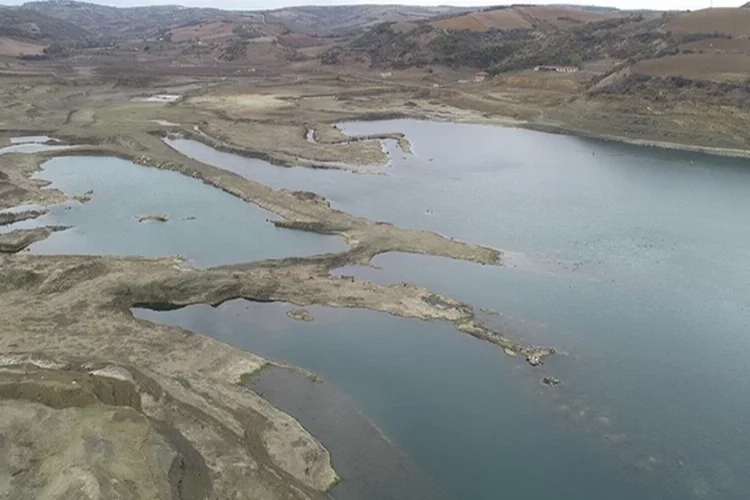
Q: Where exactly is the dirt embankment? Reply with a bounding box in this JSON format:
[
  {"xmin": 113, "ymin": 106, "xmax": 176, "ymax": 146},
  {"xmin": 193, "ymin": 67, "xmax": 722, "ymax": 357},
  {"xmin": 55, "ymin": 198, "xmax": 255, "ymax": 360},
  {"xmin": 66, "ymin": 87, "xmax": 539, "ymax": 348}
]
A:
[
  {"xmin": 0, "ymin": 226, "xmax": 67, "ymax": 253},
  {"xmin": 0, "ymin": 209, "xmax": 46, "ymax": 226},
  {"xmin": 0, "ymin": 149, "xmax": 341, "ymax": 500}
]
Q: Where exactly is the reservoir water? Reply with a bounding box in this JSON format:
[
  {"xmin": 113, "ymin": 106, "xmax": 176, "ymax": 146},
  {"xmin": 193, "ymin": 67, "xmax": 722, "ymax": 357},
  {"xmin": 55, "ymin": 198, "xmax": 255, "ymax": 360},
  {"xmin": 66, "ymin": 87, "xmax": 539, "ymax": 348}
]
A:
[
  {"xmin": 134, "ymin": 301, "xmax": 678, "ymax": 500},
  {"xmin": 12, "ymin": 120, "xmax": 748, "ymax": 499},
  {"xmin": 163, "ymin": 121, "xmax": 750, "ymax": 499},
  {"xmin": 6, "ymin": 156, "xmax": 346, "ymax": 266}
]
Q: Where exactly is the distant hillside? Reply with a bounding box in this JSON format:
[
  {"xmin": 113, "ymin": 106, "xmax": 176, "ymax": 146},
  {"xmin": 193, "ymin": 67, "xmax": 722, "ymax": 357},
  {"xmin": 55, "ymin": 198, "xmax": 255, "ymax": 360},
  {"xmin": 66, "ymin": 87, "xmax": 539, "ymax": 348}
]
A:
[
  {"xmin": 325, "ymin": 3, "xmax": 750, "ymax": 108},
  {"xmin": 266, "ymin": 5, "xmax": 473, "ymax": 35},
  {"xmin": 549, "ymin": 4, "xmax": 621, "ymax": 14},
  {"xmin": 663, "ymin": 8, "xmax": 750, "ymax": 37},
  {"xmin": 335, "ymin": 11, "xmax": 683, "ymax": 71},
  {"xmin": 432, "ymin": 5, "xmax": 624, "ymax": 32},
  {"xmin": 23, "ymin": 1, "xmax": 469, "ymax": 39},
  {"xmin": 23, "ymin": 1, "xmax": 226, "ymax": 38},
  {"xmin": 0, "ymin": 7, "xmax": 90, "ymax": 41},
  {"xmin": 337, "ymin": 22, "xmax": 536, "ymax": 69}
]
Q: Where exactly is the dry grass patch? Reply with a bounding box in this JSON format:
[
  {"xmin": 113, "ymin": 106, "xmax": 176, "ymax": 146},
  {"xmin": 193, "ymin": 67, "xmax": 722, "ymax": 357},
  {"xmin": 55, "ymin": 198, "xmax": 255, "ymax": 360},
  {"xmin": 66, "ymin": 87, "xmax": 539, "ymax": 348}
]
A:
[
  {"xmin": 634, "ymin": 53, "xmax": 750, "ymax": 82},
  {"xmin": 188, "ymin": 93, "xmax": 295, "ymax": 118},
  {"xmin": 665, "ymin": 9, "xmax": 750, "ymax": 38},
  {"xmin": 681, "ymin": 37, "xmax": 750, "ymax": 52},
  {"xmin": 433, "ymin": 9, "xmax": 532, "ymax": 31},
  {"xmin": 0, "ymin": 37, "xmax": 45, "ymax": 57}
]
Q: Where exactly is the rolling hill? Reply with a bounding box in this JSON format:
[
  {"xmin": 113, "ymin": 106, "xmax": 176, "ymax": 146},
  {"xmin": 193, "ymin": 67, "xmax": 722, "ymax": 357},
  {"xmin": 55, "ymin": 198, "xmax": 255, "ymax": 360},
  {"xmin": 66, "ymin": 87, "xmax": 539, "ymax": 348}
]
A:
[
  {"xmin": 333, "ymin": 6, "xmax": 750, "ymax": 79},
  {"xmin": 22, "ymin": 1, "xmax": 225, "ymax": 38},
  {"xmin": 432, "ymin": 5, "xmax": 624, "ymax": 32},
  {"xmin": 663, "ymin": 8, "xmax": 750, "ymax": 37},
  {"xmin": 0, "ymin": 7, "xmax": 90, "ymax": 41},
  {"xmin": 336, "ymin": 9, "xmax": 671, "ymax": 71},
  {"xmin": 21, "ymin": 1, "xmax": 470, "ymax": 39},
  {"xmin": 266, "ymin": 4, "xmax": 472, "ymax": 35}
]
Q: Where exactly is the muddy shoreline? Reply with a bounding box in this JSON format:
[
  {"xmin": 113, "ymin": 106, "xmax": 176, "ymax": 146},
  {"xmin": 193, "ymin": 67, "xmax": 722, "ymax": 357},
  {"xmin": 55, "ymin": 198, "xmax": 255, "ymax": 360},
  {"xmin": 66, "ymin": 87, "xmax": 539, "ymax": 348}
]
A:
[
  {"xmin": 521, "ymin": 122, "xmax": 750, "ymax": 160},
  {"xmin": 249, "ymin": 366, "xmax": 453, "ymax": 500},
  {"xmin": 324, "ymin": 108, "xmax": 750, "ymax": 161}
]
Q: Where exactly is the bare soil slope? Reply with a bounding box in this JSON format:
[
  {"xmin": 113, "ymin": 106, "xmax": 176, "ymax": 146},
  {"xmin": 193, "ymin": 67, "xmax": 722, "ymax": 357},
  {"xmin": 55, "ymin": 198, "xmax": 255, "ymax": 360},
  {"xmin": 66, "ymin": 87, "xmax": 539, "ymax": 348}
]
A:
[
  {"xmin": 664, "ymin": 8, "xmax": 750, "ymax": 37},
  {"xmin": 432, "ymin": 6, "xmax": 623, "ymax": 32},
  {"xmin": 0, "ymin": 7, "xmax": 90, "ymax": 41},
  {"xmin": 267, "ymin": 4, "xmax": 470, "ymax": 35},
  {"xmin": 634, "ymin": 53, "xmax": 750, "ymax": 82},
  {"xmin": 0, "ymin": 36, "xmax": 46, "ymax": 56},
  {"xmin": 433, "ymin": 9, "xmax": 533, "ymax": 31}
]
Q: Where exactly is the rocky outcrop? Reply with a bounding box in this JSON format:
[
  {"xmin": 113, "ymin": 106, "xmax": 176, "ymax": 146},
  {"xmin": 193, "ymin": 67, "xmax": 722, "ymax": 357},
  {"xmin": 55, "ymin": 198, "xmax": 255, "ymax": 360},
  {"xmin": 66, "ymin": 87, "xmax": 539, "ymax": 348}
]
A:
[
  {"xmin": 137, "ymin": 214, "xmax": 168, "ymax": 223},
  {"xmin": 0, "ymin": 226, "xmax": 67, "ymax": 253},
  {"xmin": 0, "ymin": 358, "xmax": 205, "ymax": 500},
  {"xmin": 73, "ymin": 189, "xmax": 94, "ymax": 203},
  {"xmin": 0, "ymin": 210, "xmax": 45, "ymax": 227},
  {"xmin": 0, "ymin": 264, "xmax": 339, "ymax": 499},
  {"xmin": 287, "ymin": 307, "xmax": 314, "ymax": 322}
]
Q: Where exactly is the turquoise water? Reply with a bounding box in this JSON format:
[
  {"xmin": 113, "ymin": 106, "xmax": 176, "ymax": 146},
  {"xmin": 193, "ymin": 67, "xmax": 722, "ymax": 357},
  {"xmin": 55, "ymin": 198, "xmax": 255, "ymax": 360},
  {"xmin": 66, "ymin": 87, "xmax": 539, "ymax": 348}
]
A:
[
  {"xmin": 164, "ymin": 121, "xmax": 750, "ymax": 499},
  {"xmin": 7, "ymin": 156, "xmax": 346, "ymax": 267}
]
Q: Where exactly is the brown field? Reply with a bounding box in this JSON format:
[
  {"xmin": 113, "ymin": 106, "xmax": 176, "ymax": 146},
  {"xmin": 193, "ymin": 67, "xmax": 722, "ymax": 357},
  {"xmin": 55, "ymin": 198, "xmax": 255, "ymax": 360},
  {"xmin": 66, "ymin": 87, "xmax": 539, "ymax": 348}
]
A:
[
  {"xmin": 169, "ymin": 18, "xmax": 288, "ymax": 44},
  {"xmin": 634, "ymin": 53, "xmax": 750, "ymax": 82},
  {"xmin": 681, "ymin": 37, "xmax": 750, "ymax": 52},
  {"xmin": 433, "ymin": 9, "xmax": 532, "ymax": 31},
  {"xmin": 0, "ymin": 37, "xmax": 45, "ymax": 57},
  {"xmin": 514, "ymin": 6, "xmax": 622, "ymax": 29},
  {"xmin": 493, "ymin": 73, "xmax": 584, "ymax": 92},
  {"xmin": 664, "ymin": 8, "xmax": 750, "ymax": 37},
  {"xmin": 432, "ymin": 6, "xmax": 622, "ymax": 32},
  {"xmin": 278, "ymin": 33, "xmax": 337, "ymax": 48},
  {"xmin": 170, "ymin": 20, "xmax": 236, "ymax": 42}
]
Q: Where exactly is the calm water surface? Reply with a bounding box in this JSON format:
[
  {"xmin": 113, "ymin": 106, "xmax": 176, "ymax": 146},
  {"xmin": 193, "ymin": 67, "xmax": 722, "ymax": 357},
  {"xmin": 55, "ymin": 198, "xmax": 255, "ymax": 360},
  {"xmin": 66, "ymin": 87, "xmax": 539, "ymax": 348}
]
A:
[
  {"xmin": 11, "ymin": 121, "xmax": 747, "ymax": 499},
  {"xmin": 134, "ymin": 301, "xmax": 675, "ymax": 500},
  {"xmin": 166, "ymin": 121, "xmax": 750, "ymax": 499},
  {"xmin": 6, "ymin": 156, "xmax": 345, "ymax": 266}
]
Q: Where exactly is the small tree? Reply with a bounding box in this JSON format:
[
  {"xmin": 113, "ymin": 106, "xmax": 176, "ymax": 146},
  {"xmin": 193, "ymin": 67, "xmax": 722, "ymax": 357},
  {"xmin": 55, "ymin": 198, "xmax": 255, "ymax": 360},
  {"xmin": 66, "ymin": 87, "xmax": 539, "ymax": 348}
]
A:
[
  {"xmin": 570, "ymin": 52, "xmax": 583, "ymax": 69},
  {"xmin": 43, "ymin": 42, "xmax": 70, "ymax": 58}
]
